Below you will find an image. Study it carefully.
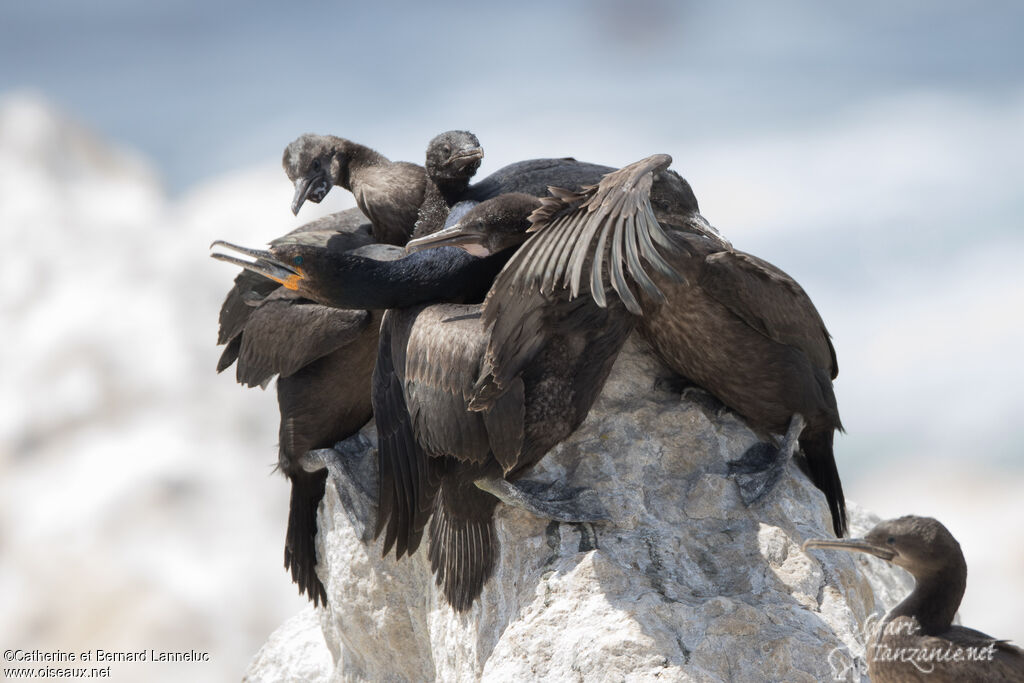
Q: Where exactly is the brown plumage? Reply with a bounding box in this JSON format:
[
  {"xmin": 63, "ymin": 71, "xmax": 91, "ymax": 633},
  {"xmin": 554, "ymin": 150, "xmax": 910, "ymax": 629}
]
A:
[
  {"xmin": 804, "ymin": 516, "xmax": 1024, "ymax": 682},
  {"xmin": 373, "ymin": 193, "xmax": 641, "ymax": 610},
  {"xmin": 410, "ymin": 130, "xmax": 483, "ymax": 238},
  {"xmin": 521, "ymin": 154, "xmax": 846, "ymax": 536},
  {"xmin": 283, "ymin": 134, "xmax": 426, "ymax": 246},
  {"xmin": 284, "ymin": 131, "xmax": 614, "ymax": 246}
]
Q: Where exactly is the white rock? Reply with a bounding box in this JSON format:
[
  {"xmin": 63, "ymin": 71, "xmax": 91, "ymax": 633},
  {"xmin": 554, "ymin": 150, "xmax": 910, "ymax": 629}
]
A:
[
  {"xmin": 244, "ymin": 609, "xmax": 333, "ymax": 683},
  {"xmin": 247, "ymin": 337, "xmax": 913, "ymax": 682}
]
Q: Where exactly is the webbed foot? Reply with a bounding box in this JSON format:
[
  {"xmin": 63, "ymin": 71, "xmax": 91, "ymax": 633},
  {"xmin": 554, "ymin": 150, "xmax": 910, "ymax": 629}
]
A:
[
  {"xmin": 729, "ymin": 413, "xmax": 806, "ymax": 505},
  {"xmin": 474, "ymin": 477, "xmax": 610, "ymax": 523}
]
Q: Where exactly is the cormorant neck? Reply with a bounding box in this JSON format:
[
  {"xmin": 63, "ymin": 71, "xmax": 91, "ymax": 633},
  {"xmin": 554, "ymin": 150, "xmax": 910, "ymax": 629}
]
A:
[
  {"xmin": 434, "ymin": 173, "xmax": 473, "ymax": 203},
  {"xmin": 332, "ymin": 138, "xmax": 389, "ymax": 191},
  {"xmin": 411, "ymin": 175, "xmax": 472, "ymax": 239},
  {"xmin": 889, "ymin": 556, "xmax": 967, "ymax": 636},
  {"xmin": 306, "ymin": 246, "xmax": 513, "ymax": 310}
]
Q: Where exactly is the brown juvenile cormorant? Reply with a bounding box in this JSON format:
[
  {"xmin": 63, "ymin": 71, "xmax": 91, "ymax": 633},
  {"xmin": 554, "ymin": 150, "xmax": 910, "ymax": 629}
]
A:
[
  {"xmin": 411, "ymin": 130, "xmax": 483, "ymax": 238},
  {"xmin": 512, "ymin": 154, "xmax": 847, "ymax": 536},
  {"xmin": 283, "ymin": 134, "xmax": 427, "ymax": 246},
  {"xmin": 804, "ymin": 516, "xmax": 1024, "ymax": 682},
  {"xmin": 284, "ymin": 132, "xmax": 613, "ymax": 242}
]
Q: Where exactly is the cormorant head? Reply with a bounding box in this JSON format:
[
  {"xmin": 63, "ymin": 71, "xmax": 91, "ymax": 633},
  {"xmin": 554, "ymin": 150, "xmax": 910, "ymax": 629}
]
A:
[
  {"xmin": 650, "ymin": 168, "xmax": 699, "ymax": 216},
  {"xmin": 803, "ymin": 515, "xmax": 964, "ymax": 578},
  {"xmin": 283, "ymin": 134, "xmax": 346, "ymax": 216},
  {"xmin": 404, "ymin": 192, "xmax": 541, "ymax": 258},
  {"xmin": 211, "ymin": 238, "xmax": 334, "ymax": 303},
  {"xmin": 424, "ymin": 130, "xmax": 484, "ymax": 185}
]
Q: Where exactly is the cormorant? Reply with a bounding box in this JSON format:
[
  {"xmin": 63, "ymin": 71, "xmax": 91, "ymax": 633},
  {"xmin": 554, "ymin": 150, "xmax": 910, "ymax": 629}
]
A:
[
  {"xmin": 411, "ymin": 130, "xmax": 483, "ymax": 238},
  {"xmin": 284, "ymin": 133, "xmax": 613, "ymax": 241},
  {"xmin": 214, "ymin": 132, "xmax": 487, "ymax": 605},
  {"xmin": 283, "ymin": 134, "xmax": 427, "ymax": 246},
  {"xmin": 215, "ymin": 208, "xmax": 396, "ymax": 606},
  {"xmin": 379, "ymin": 192, "xmax": 662, "ymax": 610},
  {"xmin": 214, "ymin": 192, "xmax": 649, "ymax": 611},
  {"xmin": 803, "ymin": 516, "xmax": 1024, "ymax": 682},
  {"xmin": 511, "ymin": 154, "xmax": 847, "ymax": 536}
]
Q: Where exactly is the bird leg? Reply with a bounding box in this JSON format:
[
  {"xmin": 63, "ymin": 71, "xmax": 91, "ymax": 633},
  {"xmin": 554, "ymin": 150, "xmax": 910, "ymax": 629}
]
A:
[
  {"xmin": 300, "ymin": 432, "xmax": 378, "ymax": 542},
  {"xmin": 728, "ymin": 413, "xmax": 806, "ymax": 505},
  {"xmin": 474, "ymin": 477, "xmax": 610, "ymax": 523}
]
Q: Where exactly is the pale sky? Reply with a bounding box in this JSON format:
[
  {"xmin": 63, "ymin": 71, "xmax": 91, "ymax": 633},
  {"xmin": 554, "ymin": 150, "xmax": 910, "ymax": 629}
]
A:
[{"xmin": 3, "ymin": 0, "xmax": 1022, "ymax": 656}]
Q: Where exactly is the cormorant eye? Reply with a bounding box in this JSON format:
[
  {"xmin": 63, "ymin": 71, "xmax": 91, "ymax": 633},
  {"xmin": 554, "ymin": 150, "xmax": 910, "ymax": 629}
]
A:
[
  {"xmin": 293, "ymin": 255, "xmax": 304, "ymax": 266},
  {"xmin": 311, "ymin": 159, "xmax": 321, "ymax": 172},
  {"xmin": 886, "ymin": 536, "xmax": 895, "ymax": 545}
]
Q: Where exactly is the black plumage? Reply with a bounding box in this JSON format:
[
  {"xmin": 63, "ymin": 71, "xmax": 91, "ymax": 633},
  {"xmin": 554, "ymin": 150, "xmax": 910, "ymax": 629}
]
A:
[
  {"xmin": 214, "ymin": 132, "xmax": 497, "ymax": 605},
  {"xmin": 465, "ymin": 157, "xmax": 614, "ymax": 203},
  {"xmin": 804, "ymin": 516, "xmax": 1024, "ymax": 682},
  {"xmin": 216, "ymin": 191, "xmax": 640, "ymax": 611},
  {"xmin": 521, "ymin": 154, "xmax": 847, "ymax": 536},
  {"xmin": 215, "ymin": 208, "xmax": 393, "ymax": 606}
]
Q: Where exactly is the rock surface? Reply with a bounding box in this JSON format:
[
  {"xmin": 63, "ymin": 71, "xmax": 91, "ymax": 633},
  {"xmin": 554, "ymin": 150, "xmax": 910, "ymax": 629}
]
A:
[{"xmin": 246, "ymin": 336, "xmax": 913, "ymax": 682}]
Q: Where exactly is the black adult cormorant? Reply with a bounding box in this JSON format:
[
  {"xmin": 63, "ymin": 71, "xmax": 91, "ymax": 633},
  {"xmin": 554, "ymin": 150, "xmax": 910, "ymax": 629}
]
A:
[
  {"xmin": 804, "ymin": 516, "xmax": 1024, "ymax": 682},
  {"xmin": 511, "ymin": 154, "xmax": 846, "ymax": 536},
  {"xmin": 215, "ymin": 208, "xmax": 396, "ymax": 605}
]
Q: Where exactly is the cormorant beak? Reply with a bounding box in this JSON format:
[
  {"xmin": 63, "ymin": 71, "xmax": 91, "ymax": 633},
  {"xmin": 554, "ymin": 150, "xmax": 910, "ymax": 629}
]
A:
[
  {"xmin": 405, "ymin": 223, "xmax": 492, "ymax": 258},
  {"xmin": 802, "ymin": 538, "xmax": 896, "ymax": 562},
  {"xmin": 447, "ymin": 146, "xmax": 484, "ymax": 171},
  {"xmin": 210, "ymin": 240, "xmax": 305, "ymax": 290},
  {"xmin": 290, "ymin": 172, "xmax": 331, "ymax": 215}
]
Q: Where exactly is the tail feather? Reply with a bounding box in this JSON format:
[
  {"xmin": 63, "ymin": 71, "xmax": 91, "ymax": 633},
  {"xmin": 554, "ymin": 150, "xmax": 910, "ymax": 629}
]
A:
[
  {"xmin": 800, "ymin": 429, "xmax": 847, "ymax": 537},
  {"xmin": 284, "ymin": 467, "xmax": 329, "ymax": 606},
  {"xmin": 427, "ymin": 471, "xmax": 498, "ymax": 611}
]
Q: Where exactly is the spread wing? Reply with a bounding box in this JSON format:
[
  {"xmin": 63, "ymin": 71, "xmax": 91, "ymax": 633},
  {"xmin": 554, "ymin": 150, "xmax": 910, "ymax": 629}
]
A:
[
  {"xmin": 493, "ymin": 154, "xmax": 686, "ymax": 316},
  {"xmin": 235, "ymin": 291, "xmax": 371, "ymax": 387},
  {"xmin": 473, "ymin": 155, "xmax": 683, "ymax": 403},
  {"xmin": 698, "ymin": 249, "xmax": 838, "ymax": 379},
  {"xmin": 472, "ymin": 283, "xmax": 552, "ymax": 410}
]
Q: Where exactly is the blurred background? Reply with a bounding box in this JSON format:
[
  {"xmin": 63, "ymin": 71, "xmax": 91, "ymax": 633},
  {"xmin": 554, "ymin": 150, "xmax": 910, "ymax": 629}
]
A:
[{"xmin": 1, "ymin": 1, "xmax": 1021, "ymax": 680}]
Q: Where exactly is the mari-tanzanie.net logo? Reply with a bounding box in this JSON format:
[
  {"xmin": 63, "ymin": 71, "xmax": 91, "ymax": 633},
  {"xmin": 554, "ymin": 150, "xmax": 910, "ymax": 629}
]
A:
[{"xmin": 826, "ymin": 613, "xmax": 999, "ymax": 681}]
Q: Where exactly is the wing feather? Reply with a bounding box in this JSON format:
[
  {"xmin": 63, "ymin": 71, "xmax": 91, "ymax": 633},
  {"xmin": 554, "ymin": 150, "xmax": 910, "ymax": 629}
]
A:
[{"xmin": 236, "ymin": 296, "xmax": 371, "ymax": 387}]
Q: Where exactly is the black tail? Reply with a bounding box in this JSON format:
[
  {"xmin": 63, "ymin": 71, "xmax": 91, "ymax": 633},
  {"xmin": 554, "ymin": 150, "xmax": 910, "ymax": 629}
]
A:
[
  {"xmin": 800, "ymin": 429, "xmax": 847, "ymax": 537},
  {"xmin": 427, "ymin": 471, "xmax": 499, "ymax": 612},
  {"xmin": 284, "ymin": 467, "xmax": 329, "ymax": 606}
]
